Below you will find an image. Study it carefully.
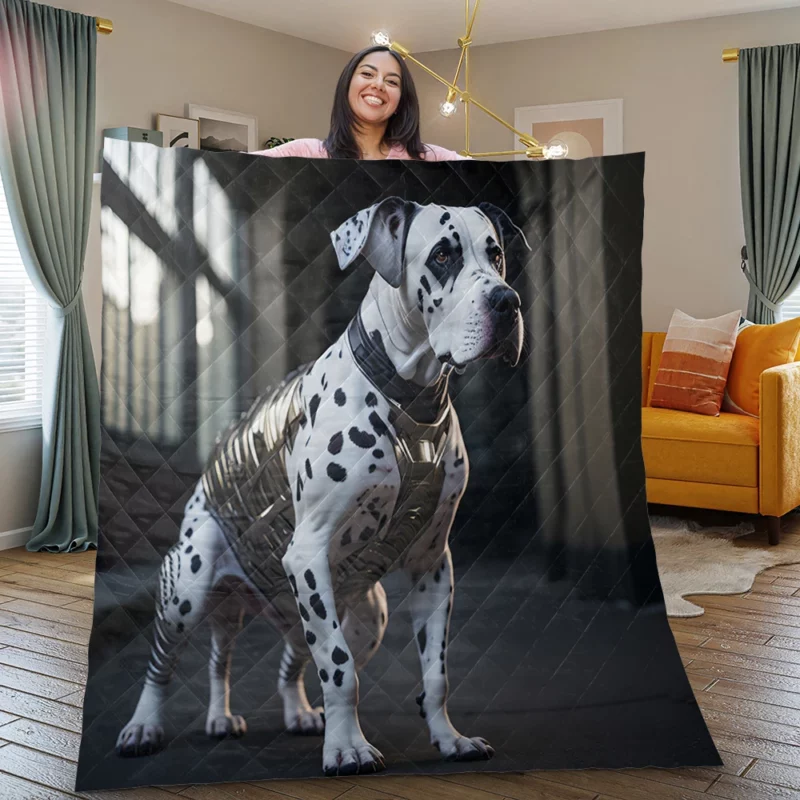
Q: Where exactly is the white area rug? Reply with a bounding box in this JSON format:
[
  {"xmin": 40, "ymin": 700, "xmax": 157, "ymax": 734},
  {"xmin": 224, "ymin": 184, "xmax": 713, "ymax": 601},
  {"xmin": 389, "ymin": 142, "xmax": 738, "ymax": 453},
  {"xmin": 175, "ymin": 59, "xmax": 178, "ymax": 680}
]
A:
[{"xmin": 651, "ymin": 515, "xmax": 800, "ymax": 617}]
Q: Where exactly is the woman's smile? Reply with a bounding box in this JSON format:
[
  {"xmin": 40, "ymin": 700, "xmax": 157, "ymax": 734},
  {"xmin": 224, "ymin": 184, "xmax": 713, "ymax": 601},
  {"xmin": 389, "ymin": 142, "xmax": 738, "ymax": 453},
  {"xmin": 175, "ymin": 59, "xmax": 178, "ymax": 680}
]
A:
[{"xmin": 348, "ymin": 51, "xmax": 402, "ymax": 126}]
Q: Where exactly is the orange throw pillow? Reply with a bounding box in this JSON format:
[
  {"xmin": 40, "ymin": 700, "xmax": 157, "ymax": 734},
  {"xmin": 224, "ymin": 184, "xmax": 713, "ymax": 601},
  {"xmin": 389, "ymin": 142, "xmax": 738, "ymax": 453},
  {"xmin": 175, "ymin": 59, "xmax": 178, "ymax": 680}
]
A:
[
  {"xmin": 650, "ymin": 309, "xmax": 741, "ymax": 416},
  {"xmin": 722, "ymin": 317, "xmax": 800, "ymax": 417}
]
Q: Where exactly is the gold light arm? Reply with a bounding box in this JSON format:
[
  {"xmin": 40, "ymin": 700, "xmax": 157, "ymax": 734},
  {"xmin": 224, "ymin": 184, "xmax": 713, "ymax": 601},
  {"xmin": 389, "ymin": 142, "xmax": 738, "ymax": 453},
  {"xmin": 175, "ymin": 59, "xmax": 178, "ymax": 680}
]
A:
[
  {"xmin": 451, "ymin": 45, "xmax": 467, "ymax": 89},
  {"xmin": 392, "ymin": 47, "xmax": 458, "ymax": 91},
  {"xmin": 464, "ymin": 0, "xmax": 471, "ymax": 153},
  {"xmin": 96, "ymin": 17, "xmax": 113, "ymax": 35},
  {"xmin": 468, "ymin": 95, "xmax": 538, "ymax": 146},
  {"xmin": 723, "ymin": 48, "xmax": 740, "ymax": 62},
  {"xmin": 468, "ymin": 150, "xmax": 528, "ymax": 157},
  {"xmin": 451, "ymin": 0, "xmax": 478, "ymax": 88},
  {"xmin": 392, "ymin": 43, "xmax": 539, "ymax": 150},
  {"xmin": 389, "ymin": 41, "xmax": 411, "ymax": 59},
  {"xmin": 451, "ymin": 0, "xmax": 472, "ymax": 93},
  {"xmin": 466, "ymin": 146, "xmax": 549, "ymax": 158},
  {"xmin": 464, "ymin": 0, "xmax": 481, "ymax": 41},
  {"xmin": 387, "ymin": 0, "xmax": 549, "ymax": 159},
  {"xmin": 465, "ymin": 50, "xmax": 471, "ymax": 150}
]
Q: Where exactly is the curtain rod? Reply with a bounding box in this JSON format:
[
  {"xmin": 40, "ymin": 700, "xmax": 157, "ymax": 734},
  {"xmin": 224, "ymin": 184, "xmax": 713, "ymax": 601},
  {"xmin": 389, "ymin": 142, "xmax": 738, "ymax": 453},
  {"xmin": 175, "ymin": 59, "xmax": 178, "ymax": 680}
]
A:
[
  {"xmin": 723, "ymin": 48, "xmax": 739, "ymax": 62},
  {"xmin": 96, "ymin": 17, "xmax": 113, "ymax": 35}
]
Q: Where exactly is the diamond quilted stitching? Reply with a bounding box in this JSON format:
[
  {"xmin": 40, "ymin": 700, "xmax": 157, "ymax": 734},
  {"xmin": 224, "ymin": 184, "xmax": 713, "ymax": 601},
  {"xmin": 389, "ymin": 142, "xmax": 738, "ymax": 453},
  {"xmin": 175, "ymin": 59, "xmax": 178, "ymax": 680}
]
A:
[{"xmin": 77, "ymin": 144, "xmax": 718, "ymax": 792}]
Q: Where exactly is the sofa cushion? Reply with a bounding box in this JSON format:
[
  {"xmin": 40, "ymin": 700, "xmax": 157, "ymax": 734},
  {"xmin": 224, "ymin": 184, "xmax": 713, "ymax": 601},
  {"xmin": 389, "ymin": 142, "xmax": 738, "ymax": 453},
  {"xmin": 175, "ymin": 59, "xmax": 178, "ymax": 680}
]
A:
[
  {"xmin": 641, "ymin": 406, "xmax": 759, "ymax": 487},
  {"xmin": 722, "ymin": 316, "xmax": 800, "ymax": 417}
]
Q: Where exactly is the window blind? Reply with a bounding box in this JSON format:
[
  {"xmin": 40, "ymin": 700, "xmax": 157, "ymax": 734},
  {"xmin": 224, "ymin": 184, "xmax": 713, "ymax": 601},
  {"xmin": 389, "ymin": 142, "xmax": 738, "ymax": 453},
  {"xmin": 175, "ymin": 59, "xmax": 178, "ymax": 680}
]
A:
[
  {"xmin": 781, "ymin": 283, "xmax": 800, "ymax": 322},
  {"xmin": 0, "ymin": 172, "xmax": 46, "ymax": 430}
]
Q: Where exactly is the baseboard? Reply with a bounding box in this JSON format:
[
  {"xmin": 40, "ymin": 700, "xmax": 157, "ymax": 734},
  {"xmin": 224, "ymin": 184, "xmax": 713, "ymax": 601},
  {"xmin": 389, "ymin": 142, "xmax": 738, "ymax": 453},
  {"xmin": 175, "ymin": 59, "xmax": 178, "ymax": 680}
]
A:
[{"xmin": 0, "ymin": 527, "xmax": 31, "ymax": 551}]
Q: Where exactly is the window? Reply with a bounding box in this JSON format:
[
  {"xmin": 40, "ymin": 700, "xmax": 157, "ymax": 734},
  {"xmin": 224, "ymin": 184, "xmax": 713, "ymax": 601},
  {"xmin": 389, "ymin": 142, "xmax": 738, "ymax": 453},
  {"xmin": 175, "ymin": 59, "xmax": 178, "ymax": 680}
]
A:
[
  {"xmin": 782, "ymin": 282, "xmax": 800, "ymax": 322},
  {"xmin": 0, "ymin": 172, "xmax": 46, "ymax": 430}
]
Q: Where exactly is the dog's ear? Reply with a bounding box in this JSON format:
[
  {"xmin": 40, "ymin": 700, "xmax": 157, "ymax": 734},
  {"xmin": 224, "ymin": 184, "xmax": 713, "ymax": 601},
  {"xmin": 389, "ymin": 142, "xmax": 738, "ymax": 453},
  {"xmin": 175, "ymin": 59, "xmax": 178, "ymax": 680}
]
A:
[
  {"xmin": 330, "ymin": 197, "xmax": 419, "ymax": 288},
  {"xmin": 478, "ymin": 202, "xmax": 531, "ymax": 251}
]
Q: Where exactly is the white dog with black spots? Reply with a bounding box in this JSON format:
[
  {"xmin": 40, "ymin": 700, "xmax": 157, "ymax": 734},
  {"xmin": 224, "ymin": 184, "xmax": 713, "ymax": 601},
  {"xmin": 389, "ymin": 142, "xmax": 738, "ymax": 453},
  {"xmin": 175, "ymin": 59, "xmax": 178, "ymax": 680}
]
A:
[{"xmin": 116, "ymin": 196, "xmax": 528, "ymax": 776}]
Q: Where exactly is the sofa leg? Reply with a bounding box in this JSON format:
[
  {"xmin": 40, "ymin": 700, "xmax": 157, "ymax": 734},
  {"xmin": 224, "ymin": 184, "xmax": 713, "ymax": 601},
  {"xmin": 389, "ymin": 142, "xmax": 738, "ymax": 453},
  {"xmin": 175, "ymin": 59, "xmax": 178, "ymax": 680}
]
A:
[{"xmin": 767, "ymin": 516, "xmax": 781, "ymax": 546}]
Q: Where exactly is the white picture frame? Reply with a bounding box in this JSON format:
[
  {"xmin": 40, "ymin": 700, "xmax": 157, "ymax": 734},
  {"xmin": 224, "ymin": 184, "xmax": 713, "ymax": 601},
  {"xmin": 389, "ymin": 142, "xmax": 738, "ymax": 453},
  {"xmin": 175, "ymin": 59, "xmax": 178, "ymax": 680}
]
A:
[
  {"xmin": 156, "ymin": 114, "xmax": 200, "ymax": 149},
  {"xmin": 513, "ymin": 99, "xmax": 623, "ymax": 160},
  {"xmin": 186, "ymin": 104, "xmax": 259, "ymax": 153}
]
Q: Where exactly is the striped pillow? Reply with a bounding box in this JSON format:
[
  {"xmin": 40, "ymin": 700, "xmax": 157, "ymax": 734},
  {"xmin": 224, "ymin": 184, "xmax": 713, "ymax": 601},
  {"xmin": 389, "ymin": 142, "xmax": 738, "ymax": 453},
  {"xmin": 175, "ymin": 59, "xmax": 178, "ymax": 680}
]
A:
[{"xmin": 650, "ymin": 309, "xmax": 741, "ymax": 416}]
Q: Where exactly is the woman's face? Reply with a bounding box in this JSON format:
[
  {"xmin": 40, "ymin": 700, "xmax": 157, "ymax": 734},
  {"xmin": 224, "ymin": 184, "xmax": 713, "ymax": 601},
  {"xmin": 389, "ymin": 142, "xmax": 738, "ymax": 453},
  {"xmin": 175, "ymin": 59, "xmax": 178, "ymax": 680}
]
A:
[{"xmin": 348, "ymin": 51, "xmax": 402, "ymax": 126}]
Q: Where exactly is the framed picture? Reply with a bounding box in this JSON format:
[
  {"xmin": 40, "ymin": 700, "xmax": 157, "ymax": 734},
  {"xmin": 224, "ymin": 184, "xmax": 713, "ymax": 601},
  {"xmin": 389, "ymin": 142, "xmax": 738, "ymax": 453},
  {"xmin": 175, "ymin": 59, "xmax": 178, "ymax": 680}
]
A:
[
  {"xmin": 156, "ymin": 114, "xmax": 199, "ymax": 149},
  {"xmin": 187, "ymin": 104, "xmax": 258, "ymax": 153},
  {"xmin": 513, "ymin": 99, "xmax": 623, "ymax": 160}
]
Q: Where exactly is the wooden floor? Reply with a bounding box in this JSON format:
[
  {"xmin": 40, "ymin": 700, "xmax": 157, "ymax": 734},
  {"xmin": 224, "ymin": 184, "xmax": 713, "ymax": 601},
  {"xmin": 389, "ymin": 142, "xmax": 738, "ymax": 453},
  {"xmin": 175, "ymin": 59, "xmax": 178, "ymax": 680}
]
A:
[{"xmin": 2, "ymin": 511, "xmax": 800, "ymax": 800}]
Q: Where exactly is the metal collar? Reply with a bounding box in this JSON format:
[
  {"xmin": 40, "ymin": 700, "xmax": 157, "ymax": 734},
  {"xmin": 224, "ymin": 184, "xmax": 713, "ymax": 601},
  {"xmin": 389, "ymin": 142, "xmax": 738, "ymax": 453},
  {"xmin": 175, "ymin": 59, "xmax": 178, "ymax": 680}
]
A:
[{"xmin": 346, "ymin": 311, "xmax": 450, "ymax": 424}]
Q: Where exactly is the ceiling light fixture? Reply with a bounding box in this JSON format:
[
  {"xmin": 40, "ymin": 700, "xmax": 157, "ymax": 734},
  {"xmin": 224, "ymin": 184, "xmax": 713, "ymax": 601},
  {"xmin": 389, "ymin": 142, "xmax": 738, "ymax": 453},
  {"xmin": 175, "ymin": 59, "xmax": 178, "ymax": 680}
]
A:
[
  {"xmin": 439, "ymin": 87, "xmax": 459, "ymax": 118},
  {"xmin": 371, "ymin": 1, "xmax": 568, "ymax": 159}
]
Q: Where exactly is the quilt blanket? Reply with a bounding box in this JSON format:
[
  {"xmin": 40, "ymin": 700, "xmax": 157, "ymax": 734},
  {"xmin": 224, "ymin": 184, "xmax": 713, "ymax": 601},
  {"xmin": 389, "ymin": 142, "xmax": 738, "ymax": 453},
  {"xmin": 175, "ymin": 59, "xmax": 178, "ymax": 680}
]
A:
[{"xmin": 76, "ymin": 140, "xmax": 719, "ymax": 790}]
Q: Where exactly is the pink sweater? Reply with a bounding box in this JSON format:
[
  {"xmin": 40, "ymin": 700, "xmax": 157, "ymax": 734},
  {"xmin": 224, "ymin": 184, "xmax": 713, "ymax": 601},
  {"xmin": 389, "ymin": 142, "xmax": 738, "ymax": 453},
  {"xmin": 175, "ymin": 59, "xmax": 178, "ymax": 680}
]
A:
[{"xmin": 251, "ymin": 137, "xmax": 469, "ymax": 161}]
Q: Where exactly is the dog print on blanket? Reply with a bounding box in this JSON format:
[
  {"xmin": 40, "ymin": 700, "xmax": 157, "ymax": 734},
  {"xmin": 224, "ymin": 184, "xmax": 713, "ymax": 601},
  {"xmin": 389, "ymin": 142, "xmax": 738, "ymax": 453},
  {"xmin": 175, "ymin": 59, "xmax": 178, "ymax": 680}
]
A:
[{"xmin": 116, "ymin": 197, "xmax": 529, "ymax": 776}]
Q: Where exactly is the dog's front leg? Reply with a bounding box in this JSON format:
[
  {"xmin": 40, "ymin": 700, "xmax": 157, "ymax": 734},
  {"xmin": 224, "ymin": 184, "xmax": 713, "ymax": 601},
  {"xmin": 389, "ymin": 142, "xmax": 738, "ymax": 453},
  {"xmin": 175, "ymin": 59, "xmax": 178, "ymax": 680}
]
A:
[
  {"xmin": 282, "ymin": 534, "xmax": 385, "ymax": 776},
  {"xmin": 407, "ymin": 549, "xmax": 494, "ymax": 762}
]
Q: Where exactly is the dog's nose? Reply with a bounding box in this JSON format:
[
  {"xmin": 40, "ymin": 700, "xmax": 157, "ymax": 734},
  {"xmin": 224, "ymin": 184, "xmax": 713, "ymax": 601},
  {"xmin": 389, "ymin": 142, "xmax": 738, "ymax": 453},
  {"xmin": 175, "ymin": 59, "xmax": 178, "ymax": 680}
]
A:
[{"xmin": 488, "ymin": 286, "xmax": 520, "ymax": 317}]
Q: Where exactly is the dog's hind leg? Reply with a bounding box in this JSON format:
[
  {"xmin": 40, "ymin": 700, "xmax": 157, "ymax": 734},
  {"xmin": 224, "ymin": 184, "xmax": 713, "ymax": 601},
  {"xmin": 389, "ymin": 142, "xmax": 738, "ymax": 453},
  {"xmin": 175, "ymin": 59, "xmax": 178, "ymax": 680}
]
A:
[
  {"xmin": 340, "ymin": 581, "xmax": 388, "ymax": 671},
  {"xmin": 206, "ymin": 596, "xmax": 247, "ymax": 739},
  {"xmin": 116, "ymin": 481, "xmax": 226, "ymax": 757},
  {"xmin": 278, "ymin": 625, "xmax": 325, "ymax": 735}
]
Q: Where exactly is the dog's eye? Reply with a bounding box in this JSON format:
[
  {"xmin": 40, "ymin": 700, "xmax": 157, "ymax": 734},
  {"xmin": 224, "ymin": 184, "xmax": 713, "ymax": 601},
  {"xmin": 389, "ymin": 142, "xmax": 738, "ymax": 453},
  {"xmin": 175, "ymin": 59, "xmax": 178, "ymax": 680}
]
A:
[
  {"xmin": 435, "ymin": 251, "xmax": 448, "ymax": 264},
  {"xmin": 491, "ymin": 251, "xmax": 503, "ymax": 270}
]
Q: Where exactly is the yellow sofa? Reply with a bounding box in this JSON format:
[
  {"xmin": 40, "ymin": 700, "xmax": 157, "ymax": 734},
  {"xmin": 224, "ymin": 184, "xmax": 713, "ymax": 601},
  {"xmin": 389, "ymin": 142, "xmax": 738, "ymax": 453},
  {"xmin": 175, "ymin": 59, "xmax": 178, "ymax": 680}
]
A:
[{"xmin": 641, "ymin": 332, "xmax": 800, "ymax": 544}]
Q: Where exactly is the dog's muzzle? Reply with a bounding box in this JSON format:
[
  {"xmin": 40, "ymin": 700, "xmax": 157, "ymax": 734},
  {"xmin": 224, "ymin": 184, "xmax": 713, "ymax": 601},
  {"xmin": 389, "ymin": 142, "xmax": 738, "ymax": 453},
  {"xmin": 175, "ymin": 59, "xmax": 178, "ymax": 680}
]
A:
[
  {"xmin": 438, "ymin": 285, "xmax": 524, "ymax": 371},
  {"xmin": 487, "ymin": 286, "xmax": 523, "ymax": 366}
]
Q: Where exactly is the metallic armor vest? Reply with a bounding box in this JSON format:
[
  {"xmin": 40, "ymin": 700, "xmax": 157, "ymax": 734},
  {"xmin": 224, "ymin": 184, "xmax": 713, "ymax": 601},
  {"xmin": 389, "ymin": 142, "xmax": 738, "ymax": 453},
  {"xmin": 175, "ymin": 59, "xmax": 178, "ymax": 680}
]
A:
[{"xmin": 201, "ymin": 334, "xmax": 453, "ymax": 601}]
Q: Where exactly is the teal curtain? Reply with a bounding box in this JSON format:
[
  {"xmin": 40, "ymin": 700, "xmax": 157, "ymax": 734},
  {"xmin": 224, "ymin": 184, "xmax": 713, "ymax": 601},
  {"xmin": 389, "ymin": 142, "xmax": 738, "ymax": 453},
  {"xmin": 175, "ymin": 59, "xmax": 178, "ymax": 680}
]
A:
[
  {"xmin": 0, "ymin": 0, "xmax": 99, "ymax": 551},
  {"xmin": 739, "ymin": 44, "xmax": 800, "ymax": 323}
]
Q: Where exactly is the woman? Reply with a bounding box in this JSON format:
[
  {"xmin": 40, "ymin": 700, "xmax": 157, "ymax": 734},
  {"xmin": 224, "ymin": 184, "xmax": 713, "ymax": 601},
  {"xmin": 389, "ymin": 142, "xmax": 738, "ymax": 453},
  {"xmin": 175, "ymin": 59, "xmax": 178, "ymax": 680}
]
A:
[{"xmin": 253, "ymin": 45, "xmax": 467, "ymax": 161}]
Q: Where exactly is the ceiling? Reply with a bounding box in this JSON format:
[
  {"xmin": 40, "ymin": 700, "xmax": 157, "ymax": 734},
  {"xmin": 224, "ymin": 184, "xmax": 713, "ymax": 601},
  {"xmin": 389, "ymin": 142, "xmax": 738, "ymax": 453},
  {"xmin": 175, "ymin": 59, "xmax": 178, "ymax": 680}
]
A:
[{"xmin": 165, "ymin": 0, "xmax": 799, "ymax": 52}]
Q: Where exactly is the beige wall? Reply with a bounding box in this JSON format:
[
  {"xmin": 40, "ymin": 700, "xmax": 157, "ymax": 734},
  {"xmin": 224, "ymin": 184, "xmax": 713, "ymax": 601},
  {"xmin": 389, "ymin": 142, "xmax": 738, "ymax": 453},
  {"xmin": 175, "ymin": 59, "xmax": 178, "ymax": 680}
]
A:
[
  {"xmin": 4, "ymin": 2, "xmax": 800, "ymax": 536},
  {"xmin": 415, "ymin": 7, "xmax": 800, "ymax": 333},
  {"xmin": 0, "ymin": 0, "xmax": 345, "ymax": 535}
]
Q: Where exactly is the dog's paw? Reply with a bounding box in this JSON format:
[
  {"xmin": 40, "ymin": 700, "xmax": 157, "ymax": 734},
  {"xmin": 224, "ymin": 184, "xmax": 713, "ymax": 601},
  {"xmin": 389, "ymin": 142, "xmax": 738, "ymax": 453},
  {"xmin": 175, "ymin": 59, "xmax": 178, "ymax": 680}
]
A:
[
  {"xmin": 322, "ymin": 740, "xmax": 385, "ymax": 776},
  {"xmin": 437, "ymin": 735, "xmax": 494, "ymax": 762},
  {"xmin": 205, "ymin": 713, "xmax": 247, "ymax": 739},
  {"xmin": 116, "ymin": 722, "xmax": 165, "ymax": 757},
  {"xmin": 287, "ymin": 706, "xmax": 325, "ymax": 736}
]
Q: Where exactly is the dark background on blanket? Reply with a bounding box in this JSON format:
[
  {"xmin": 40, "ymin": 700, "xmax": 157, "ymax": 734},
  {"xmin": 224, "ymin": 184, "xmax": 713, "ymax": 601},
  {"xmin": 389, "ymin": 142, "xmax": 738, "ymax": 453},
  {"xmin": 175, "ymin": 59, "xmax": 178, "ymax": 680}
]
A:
[{"xmin": 77, "ymin": 145, "xmax": 719, "ymax": 790}]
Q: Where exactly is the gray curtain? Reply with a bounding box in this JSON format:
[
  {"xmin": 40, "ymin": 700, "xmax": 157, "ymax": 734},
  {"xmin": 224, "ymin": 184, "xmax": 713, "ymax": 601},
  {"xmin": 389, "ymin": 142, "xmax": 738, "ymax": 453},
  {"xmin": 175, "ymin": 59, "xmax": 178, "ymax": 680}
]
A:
[
  {"xmin": 739, "ymin": 44, "xmax": 800, "ymax": 323},
  {"xmin": 0, "ymin": 0, "xmax": 99, "ymax": 551}
]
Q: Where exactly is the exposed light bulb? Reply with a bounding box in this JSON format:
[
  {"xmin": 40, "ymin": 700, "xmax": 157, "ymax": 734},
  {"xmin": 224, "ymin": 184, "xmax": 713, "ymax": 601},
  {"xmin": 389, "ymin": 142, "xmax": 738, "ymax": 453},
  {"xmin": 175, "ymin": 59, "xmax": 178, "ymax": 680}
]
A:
[
  {"xmin": 371, "ymin": 30, "xmax": 392, "ymax": 47},
  {"xmin": 543, "ymin": 139, "xmax": 569, "ymax": 160},
  {"xmin": 439, "ymin": 88, "xmax": 459, "ymax": 118}
]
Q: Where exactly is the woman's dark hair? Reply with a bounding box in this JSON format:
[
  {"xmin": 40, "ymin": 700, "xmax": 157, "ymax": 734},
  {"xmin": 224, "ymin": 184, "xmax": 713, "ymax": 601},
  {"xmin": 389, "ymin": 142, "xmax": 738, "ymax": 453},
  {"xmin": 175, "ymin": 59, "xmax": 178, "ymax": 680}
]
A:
[{"xmin": 323, "ymin": 46, "xmax": 426, "ymax": 160}]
